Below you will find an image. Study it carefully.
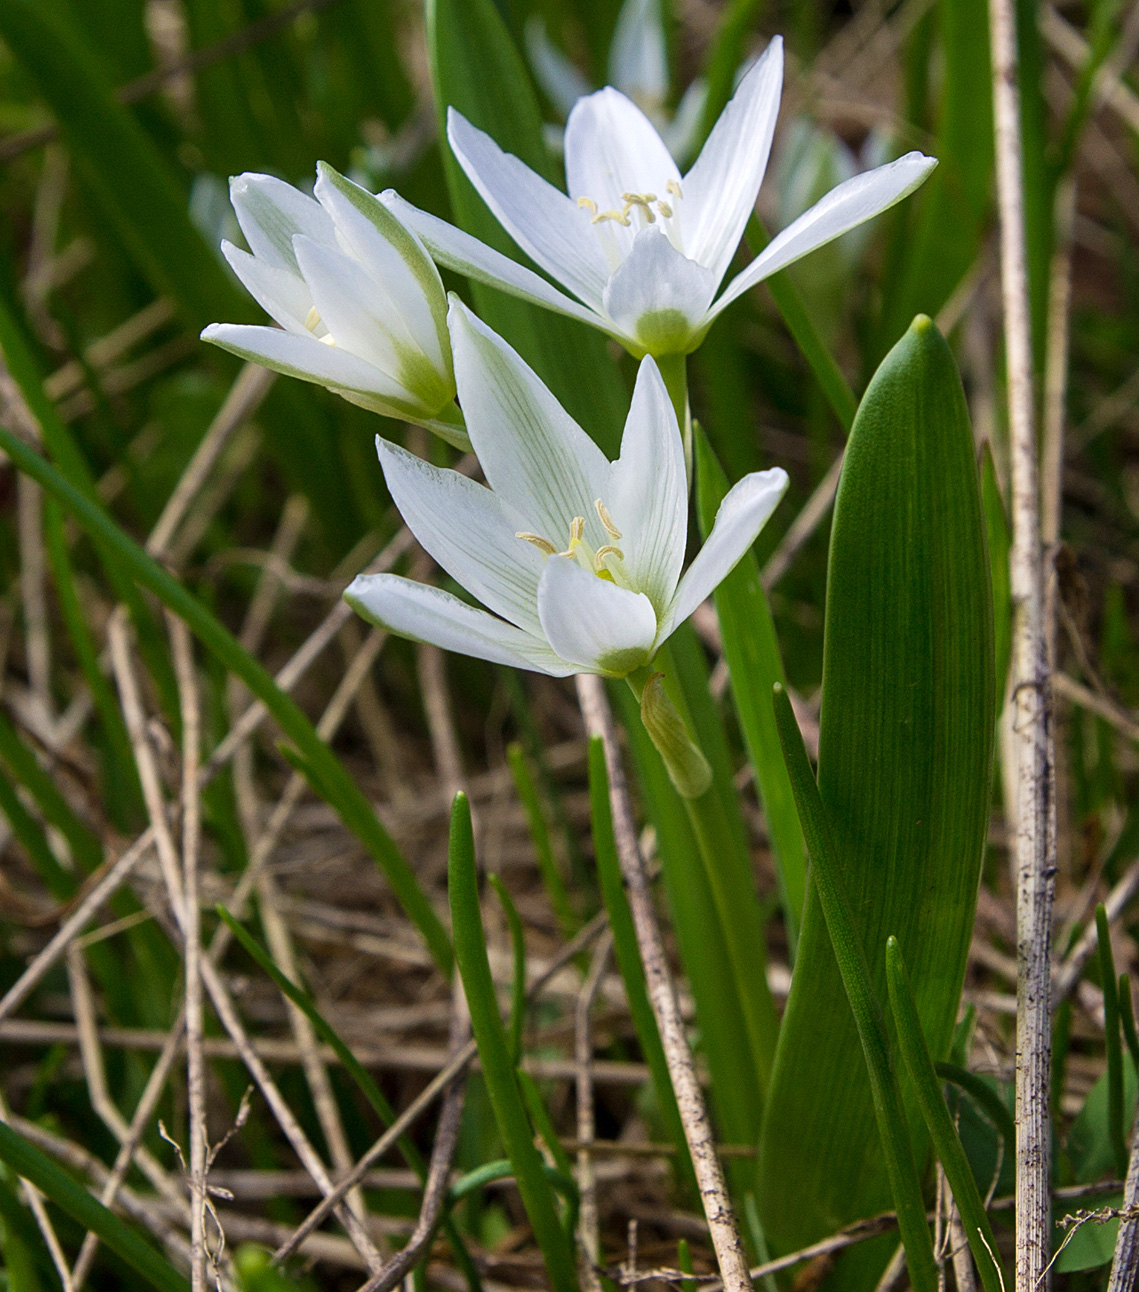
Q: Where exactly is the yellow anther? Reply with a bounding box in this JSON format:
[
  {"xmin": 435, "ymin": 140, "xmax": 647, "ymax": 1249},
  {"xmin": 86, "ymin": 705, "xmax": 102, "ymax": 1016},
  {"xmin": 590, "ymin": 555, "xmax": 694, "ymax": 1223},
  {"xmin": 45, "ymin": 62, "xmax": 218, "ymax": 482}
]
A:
[
  {"xmin": 592, "ymin": 207, "xmax": 631, "ymax": 227},
  {"xmin": 557, "ymin": 515, "xmax": 586, "ymax": 558},
  {"xmin": 577, "ymin": 196, "xmax": 598, "ymax": 214},
  {"xmin": 595, "ymin": 499, "xmax": 622, "ymax": 540},
  {"xmin": 595, "ymin": 544, "xmax": 625, "ymax": 568},
  {"xmin": 516, "ymin": 531, "xmax": 557, "ymax": 555},
  {"xmin": 622, "ymin": 192, "xmax": 658, "ymax": 205},
  {"xmin": 667, "ymin": 179, "xmax": 683, "ymax": 199},
  {"xmin": 656, "ymin": 201, "xmax": 673, "ymax": 219},
  {"xmin": 305, "ymin": 305, "xmax": 322, "ymax": 332}
]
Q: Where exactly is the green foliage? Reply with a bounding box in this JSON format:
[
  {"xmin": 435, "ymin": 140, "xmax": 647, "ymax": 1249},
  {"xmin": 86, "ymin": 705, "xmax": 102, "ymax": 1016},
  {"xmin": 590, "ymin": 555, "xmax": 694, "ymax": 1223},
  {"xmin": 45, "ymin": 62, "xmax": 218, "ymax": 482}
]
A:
[{"xmin": 758, "ymin": 318, "xmax": 994, "ymax": 1271}]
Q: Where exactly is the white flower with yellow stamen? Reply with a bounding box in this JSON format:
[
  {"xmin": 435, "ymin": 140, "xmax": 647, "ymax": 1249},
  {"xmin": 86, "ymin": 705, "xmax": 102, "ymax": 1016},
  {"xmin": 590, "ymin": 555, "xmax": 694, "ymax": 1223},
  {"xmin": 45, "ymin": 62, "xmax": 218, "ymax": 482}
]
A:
[
  {"xmin": 201, "ymin": 163, "xmax": 467, "ymax": 448},
  {"xmin": 345, "ymin": 298, "xmax": 788, "ymax": 681},
  {"xmin": 382, "ymin": 36, "xmax": 936, "ymax": 359}
]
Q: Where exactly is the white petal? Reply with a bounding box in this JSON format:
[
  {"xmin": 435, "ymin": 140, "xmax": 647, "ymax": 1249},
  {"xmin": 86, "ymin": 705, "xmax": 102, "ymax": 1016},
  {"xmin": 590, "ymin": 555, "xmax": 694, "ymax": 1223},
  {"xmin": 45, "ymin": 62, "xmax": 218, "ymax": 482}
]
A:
[
  {"xmin": 314, "ymin": 164, "xmax": 450, "ymax": 377},
  {"xmin": 448, "ymin": 300, "xmax": 612, "ymax": 545},
  {"xmin": 229, "ymin": 172, "xmax": 335, "ymax": 272},
  {"xmin": 294, "ymin": 236, "xmax": 452, "ymax": 412},
  {"xmin": 564, "ymin": 88, "xmax": 680, "ymax": 266},
  {"xmin": 662, "ymin": 79, "xmax": 709, "ymax": 167},
  {"xmin": 680, "ymin": 38, "xmax": 783, "ymax": 284},
  {"xmin": 601, "ymin": 227, "xmax": 717, "ymax": 354},
  {"xmin": 609, "ymin": 0, "xmax": 668, "ymax": 109},
  {"xmin": 222, "ymin": 242, "xmax": 313, "ymax": 333},
  {"xmin": 200, "ymin": 323, "xmax": 417, "ymax": 407},
  {"xmin": 346, "ymin": 574, "xmax": 573, "ymax": 675},
  {"xmin": 710, "ymin": 152, "xmax": 938, "ymax": 318},
  {"xmin": 657, "ymin": 468, "xmax": 788, "ymax": 642},
  {"xmin": 537, "ymin": 557, "xmax": 658, "ymax": 675},
  {"xmin": 376, "ymin": 438, "xmax": 544, "ymax": 635},
  {"xmin": 525, "ymin": 15, "xmax": 592, "ymax": 118},
  {"xmin": 447, "ymin": 109, "xmax": 610, "ymax": 310},
  {"xmin": 381, "ymin": 192, "xmax": 605, "ymax": 333},
  {"xmin": 607, "ymin": 358, "xmax": 687, "ymax": 614}
]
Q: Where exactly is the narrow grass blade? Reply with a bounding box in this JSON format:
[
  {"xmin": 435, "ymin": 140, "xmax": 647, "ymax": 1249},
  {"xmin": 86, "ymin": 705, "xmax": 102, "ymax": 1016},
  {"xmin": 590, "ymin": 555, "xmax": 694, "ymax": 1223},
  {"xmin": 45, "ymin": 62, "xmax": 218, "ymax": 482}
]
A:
[
  {"xmin": 981, "ymin": 444, "xmax": 1012, "ymax": 712},
  {"xmin": 448, "ymin": 793, "xmax": 579, "ymax": 1292},
  {"xmin": 588, "ymin": 736, "xmax": 695, "ymax": 1192},
  {"xmin": 771, "ymin": 686, "xmax": 937, "ymax": 1292},
  {"xmin": 0, "ymin": 771, "xmax": 72, "ymax": 900},
  {"xmin": 612, "ymin": 681, "xmax": 761, "ymax": 1158},
  {"xmin": 935, "ymin": 1063, "xmax": 1016, "ymax": 1150},
  {"xmin": 759, "ymin": 318, "xmax": 994, "ymax": 1269},
  {"xmin": 517, "ymin": 1071, "xmax": 574, "ymax": 1179},
  {"xmin": 693, "ymin": 427, "xmax": 807, "ymax": 951},
  {"xmin": 744, "ymin": 215, "xmax": 858, "ymax": 434},
  {"xmin": 886, "ymin": 936, "xmax": 1006, "ymax": 1292},
  {"xmin": 488, "ymin": 875, "xmax": 527, "ymax": 1067},
  {"xmin": 0, "ymin": 0, "xmax": 244, "ymax": 331},
  {"xmin": 662, "ymin": 626, "xmax": 780, "ymax": 1098},
  {"xmin": 0, "ymin": 423, "xmax": 451, "ymax": 974},
  {"xmin": 0, "ymin": 1179, "xmax": 50, "ymax": 1292},
  {"xmin": 1096, "ymin": 904, "xmax": 1128, "ymax": 1176},
  {"xmin": 427, "ymin": 0, "xmax": 627, "ymax": 453},
  {"xmin": 0, "ymin": 1119, "xmax": 190, "ymax": 1292},
  {"xmin": 506, "ymin": 743, "xmax": 577, "ymax": 936},
  {"xmin": 695, "ymin": 0, "xmax": 766, "ymax": 149}
]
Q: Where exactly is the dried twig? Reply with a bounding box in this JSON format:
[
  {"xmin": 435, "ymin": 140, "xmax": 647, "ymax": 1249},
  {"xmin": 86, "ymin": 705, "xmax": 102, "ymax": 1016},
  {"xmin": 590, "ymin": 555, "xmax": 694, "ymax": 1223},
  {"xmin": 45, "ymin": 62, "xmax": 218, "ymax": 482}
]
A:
[
  {"xmin": 989, "ymin": 0, "xmax": 1058, "ymax": 1285},
  {"xmin": 575, "ymin": 673, "xmax": 752, "ymax": 1292}
]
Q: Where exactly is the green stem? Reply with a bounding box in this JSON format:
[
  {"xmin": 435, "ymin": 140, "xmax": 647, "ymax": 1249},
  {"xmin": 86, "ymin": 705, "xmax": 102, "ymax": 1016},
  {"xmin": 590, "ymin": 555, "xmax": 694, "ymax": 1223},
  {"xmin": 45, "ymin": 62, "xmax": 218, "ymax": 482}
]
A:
[{"xmin": 655, "ymin": 351, "xmax": 692, "ymax": 481}]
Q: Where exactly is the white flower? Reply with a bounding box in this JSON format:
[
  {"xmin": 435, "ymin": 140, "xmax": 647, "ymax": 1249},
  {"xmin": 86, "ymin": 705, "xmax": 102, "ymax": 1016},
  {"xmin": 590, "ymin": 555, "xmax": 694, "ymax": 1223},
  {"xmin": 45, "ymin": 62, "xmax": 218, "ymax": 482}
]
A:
[
  {"xmin": 201, "ymin": 163, "xmax": 467, "ymax": 448},
  {"xmin": 345, "ymin": 299, "xmax": 788, "ymax": 679},
  {"xmin": 526, "ymin": 0, "xmax": 708, "ymax": 165},
  {"xmin": 381, "ymin": 36, "xmax": 936, "ymax": 360}
]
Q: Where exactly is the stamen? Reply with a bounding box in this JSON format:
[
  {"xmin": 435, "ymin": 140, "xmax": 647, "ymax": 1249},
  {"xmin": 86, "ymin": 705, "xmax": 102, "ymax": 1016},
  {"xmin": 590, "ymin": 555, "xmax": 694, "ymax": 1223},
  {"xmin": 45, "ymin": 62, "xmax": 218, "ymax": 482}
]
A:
[
  {"xmin": 516, "ymin": 532, "xmax": 557, "ymax": 555},
  {"xmin": 622, "ymin": 193, "xmax": 657, "ymax": 224},
  {"xmin": 667, "ymin": 179, "xmax": 683, "ymax": 199},
  {"xmin": 595, "ymin": 500, "xmax": 622, "ymax": 540},
  {"xmin": 656, "ymin": 201, "xmax": 673, "ymax": 219},
  {"xmin": 592, "ymin": 207, "xmax": 631, "ymax": 227},
  {"xmin": 577, "ymin": 196, "xmax": 598, "ymax": 214},
  {"xmin": 556, "ymin": 516, "xmax": 586, "ymax": 558},
  {"xmin": 595, "ymin": 544, "xmax": 625, "ymax": 568},
  {"xmin": 304, "ymin": 305, "xmax": 322, "ymax": 332}
]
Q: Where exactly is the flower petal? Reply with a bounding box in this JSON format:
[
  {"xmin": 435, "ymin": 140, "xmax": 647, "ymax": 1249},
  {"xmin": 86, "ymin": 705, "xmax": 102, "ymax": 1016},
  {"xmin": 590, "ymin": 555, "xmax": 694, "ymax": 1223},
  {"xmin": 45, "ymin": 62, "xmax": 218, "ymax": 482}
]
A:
[
  {"xmin": 525, "ymin": 15, "xmax": 592, "ymax": 118},
  {"xmin": 447, "ymin": 109, "xmax": 610, "ymax": 310},
  {"xmin": 221, "ymin": 242, "xmax": 313, "ymax": 333},
  {"xmin": 346, "ymin": 574, "xmax": 573, "ymax": 675},
  {"xmin": 710, "ymin": 151, "xmax": 938, "ymax": 318},
  {"xmin": 200, "ymin": 323, "xmax": 416, "ymax": 406},
  {"xmin": 314, "ymin": 164, "xmax": 450, "ymax": 377},
  {"xmin": 607, "ymin": 357, "xmax": 686, "ymax": 614},
  {"xmin": 601, "ymin": 227, "xmax": 717, "ymax": 355},
  {"xmin": 537, "ymin": 557, "xmax": 658, "ymax": 675},
  {"xmin": 376, "ymin": 437, "xmax": 544, "ymax": 634},
  {"xmin": 564, "ymin": 87, "xmax": 680, "ymax": 266},
  {"xmin": 680, "ymin": 38, "xmax": 783, "ymax": 283},
  {"xmin": 294, "ymin": 236, "xmax": 452, "ymax": 412},
  {"xmin": 662, "ymin": 78, "xmax": 709, "ymax": 167},
  {"xmin": 657, "ymin": 467, "xmax": 788, "ymax": 642},
  {"xmin": 448, "ymin": 299, "xmax": 611, "ymax": 544},
  {"xmin": 608, "ymin": 0, "xmax": 668, "ymax": 112},
  {"xmin": 381, "ymin": 192, "xmax": 606, "ymax": 333},
  {"xmin": 229, "ymin": 172, "xmax": 335, "ymax": 272}
]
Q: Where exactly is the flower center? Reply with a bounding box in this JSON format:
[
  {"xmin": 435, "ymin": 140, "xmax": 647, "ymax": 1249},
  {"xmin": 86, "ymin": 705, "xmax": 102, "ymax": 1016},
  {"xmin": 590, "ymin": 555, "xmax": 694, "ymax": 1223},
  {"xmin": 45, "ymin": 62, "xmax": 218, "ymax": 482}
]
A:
[
  {"xmin": 576, "ymin": 180, "xmax": 685, "ymax": 269},
  {"xmin": 516, "ymin": 500, "xmax": 632, "ymax": 587},
  {"xmin": 304, "ymin": 305, "xmax": 336, "ymax": 346}
]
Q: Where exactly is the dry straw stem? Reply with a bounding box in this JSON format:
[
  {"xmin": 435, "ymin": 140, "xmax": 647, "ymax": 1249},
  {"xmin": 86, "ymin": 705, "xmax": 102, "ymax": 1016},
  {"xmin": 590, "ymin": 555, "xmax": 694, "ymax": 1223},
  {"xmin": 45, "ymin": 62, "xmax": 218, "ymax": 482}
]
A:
[
  {"xmin": 989, "ymin": 0, "xmax": 1059, "ymax": 1285},
  {"xmin": 575, "ymin": 672, "xmax": 752, "ymax": 1292}
]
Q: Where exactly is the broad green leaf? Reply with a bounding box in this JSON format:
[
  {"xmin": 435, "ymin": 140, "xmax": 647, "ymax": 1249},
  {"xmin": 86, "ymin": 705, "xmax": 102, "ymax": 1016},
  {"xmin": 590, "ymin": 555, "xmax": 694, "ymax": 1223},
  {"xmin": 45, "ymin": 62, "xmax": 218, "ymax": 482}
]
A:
[
  {"xmin": 694, "ymin": 428, "xmax": 807, "ymax": 951},
  {"xmin": 757, "ymin": 317, "xmax": 995, "ymax": 1270},
  {"xmin": 0, "ymin": 0, "xmax": 246, "ymax": 332},
  {"xmin": 447, "ymin": 794, "xmax": 579, "ymax": 1292},
  {"xmin": 0, "ymin": 1120, "xmax": 190, "ymax": 1292},
  {"xmin": 426, "ymin": 0, "xmax": 627, "ymax": 454},
  {"xmin": 0, "ymin": 423, "xmax": 452, "ymax": 974},
  {"xmin": 772, "ymin": 688, "xmax": 938, "ymax": 1292}
]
